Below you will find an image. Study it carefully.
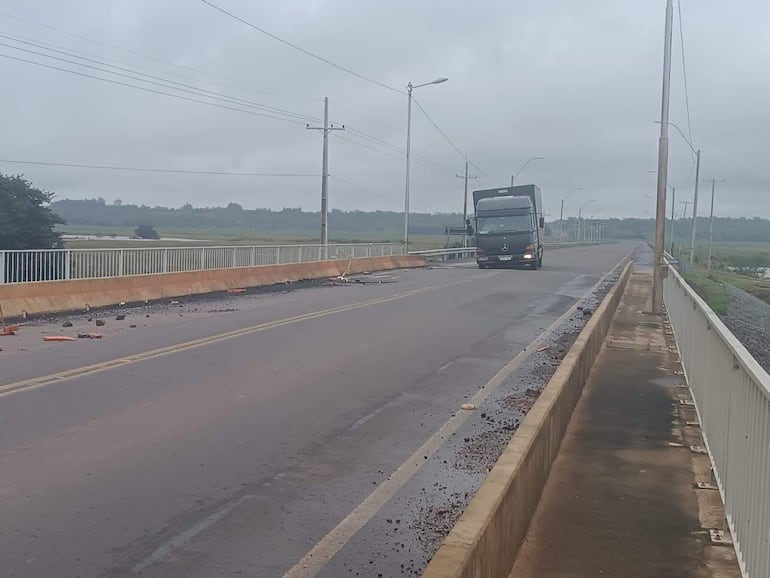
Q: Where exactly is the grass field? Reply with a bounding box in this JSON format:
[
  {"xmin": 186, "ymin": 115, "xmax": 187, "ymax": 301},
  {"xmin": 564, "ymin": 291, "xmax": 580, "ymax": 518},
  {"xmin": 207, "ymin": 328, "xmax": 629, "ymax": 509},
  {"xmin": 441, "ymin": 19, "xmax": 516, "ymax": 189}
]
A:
[
  {"xmin": 681, "ymin": 241, "xmax": 770, "ymax": 312},
  {"xmin": 57, "ymin": 225, "xmax": 450, "ymax": 251}
]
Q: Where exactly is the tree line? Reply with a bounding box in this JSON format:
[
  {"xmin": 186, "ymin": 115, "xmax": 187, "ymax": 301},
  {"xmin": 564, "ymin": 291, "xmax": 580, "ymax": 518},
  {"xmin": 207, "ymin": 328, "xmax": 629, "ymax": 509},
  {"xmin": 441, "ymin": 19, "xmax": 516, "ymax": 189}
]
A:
[
  {"xmin": 49, "ymin": 197, "xmax": 466, "ymax": 236},
  {"xmin": 3, "ymin": 173, "xmax": 770, "ymax": 250}
]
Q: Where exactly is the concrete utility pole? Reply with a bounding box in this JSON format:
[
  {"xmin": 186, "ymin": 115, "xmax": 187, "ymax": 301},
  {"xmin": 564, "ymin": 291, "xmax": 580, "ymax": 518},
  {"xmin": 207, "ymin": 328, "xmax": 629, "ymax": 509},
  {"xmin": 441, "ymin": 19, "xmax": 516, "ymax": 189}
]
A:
[
  {"xmin": 680, "ymin": 200, "xmax": 692, "ymax": 256},
  {"xmin": 705, "ymin": 178, "xmax": 725, "ymax": 270},
  {"xmin": 307, "ymin": 97, "xmax": 344, "ymax": 259},
  {"xmin": 653, "ymin": 0, "xmax": 674, "ymax": 314},
  {"xmin": 689, "ymin": 149, "xmax": 701, "ymax": 267},
  {"xmin": 669, "ymin": 186, "xmax": 676, "ymax": 255},
  {"xmin": 456, "ymin": 154, "xmax": 477, "ymax": 247}
]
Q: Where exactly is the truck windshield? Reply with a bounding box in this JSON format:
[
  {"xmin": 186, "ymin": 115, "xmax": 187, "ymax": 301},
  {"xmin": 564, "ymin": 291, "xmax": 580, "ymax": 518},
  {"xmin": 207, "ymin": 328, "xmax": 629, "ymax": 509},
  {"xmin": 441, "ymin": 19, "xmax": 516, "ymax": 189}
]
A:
[{"xmin": 476, "ymin": 214, "xmax": 532, "ymax": 235}]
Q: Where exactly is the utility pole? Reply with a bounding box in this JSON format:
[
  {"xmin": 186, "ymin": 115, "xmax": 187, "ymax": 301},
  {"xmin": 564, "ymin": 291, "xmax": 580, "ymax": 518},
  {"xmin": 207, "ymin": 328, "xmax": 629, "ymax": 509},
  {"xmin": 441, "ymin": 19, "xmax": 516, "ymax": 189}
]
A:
[
  {"xmin": 669, "ymin": 186, "xmax": 676, "ymax": 255},
  {"xmin": 456, "ymin": 153, "xmax": 477, "ymax": 247},
  {"xmin": 689, "ymin": 149, "xmax": 701, "ymax": 268},
  {"xmin": 306, "ymin": 97, "xmax": 344, "ymax": 259},
  {"xmin": 653, "ymin": 0, "xmax": 674, "ymax": 314},
  {"xmin": 705, "ymin": 178, "xmax": 725, "ymax": 270},
  {"xmin": 680, "ymin": 200, "xmax": 692, "ymax": 256}
]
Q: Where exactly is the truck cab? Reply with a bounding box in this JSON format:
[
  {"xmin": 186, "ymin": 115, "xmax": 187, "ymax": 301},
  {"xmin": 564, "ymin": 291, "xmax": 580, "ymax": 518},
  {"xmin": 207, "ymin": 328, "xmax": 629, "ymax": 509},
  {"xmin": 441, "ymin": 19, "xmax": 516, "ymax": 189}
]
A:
[{"xmin": 468, "ymin": 185, "xmax": 545, "ymax": 269}]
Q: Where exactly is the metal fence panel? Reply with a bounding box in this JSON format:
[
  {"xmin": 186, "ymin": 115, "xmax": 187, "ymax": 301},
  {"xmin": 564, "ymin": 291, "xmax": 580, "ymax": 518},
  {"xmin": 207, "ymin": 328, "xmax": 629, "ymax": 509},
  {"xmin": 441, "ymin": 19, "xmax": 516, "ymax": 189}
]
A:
[
  {"xmin": 664, "ymin": 264, "xmax": 770, "ymax": 577},
  {"xmin": 0, "ymin": 243, "xmax": 404, "ymax": 284}
]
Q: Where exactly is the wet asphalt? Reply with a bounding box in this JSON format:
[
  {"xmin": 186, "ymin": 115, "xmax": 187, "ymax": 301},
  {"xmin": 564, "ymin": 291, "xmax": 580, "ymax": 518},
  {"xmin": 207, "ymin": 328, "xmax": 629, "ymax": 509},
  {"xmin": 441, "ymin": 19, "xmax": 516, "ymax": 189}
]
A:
[{"xmin": 0, "ymin": 242, "xmax": 637, "ymax": 578}]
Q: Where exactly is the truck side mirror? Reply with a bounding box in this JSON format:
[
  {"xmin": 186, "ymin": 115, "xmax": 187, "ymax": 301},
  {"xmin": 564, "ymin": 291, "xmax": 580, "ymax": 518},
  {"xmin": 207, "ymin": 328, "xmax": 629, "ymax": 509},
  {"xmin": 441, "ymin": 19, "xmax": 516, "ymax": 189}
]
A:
[
  {"xmin": 539, "ymin": 217, "xmax": 545, "ymax": 229},
  {"xmin": 466, "ymin": 219, "xmax": 474, "ymax": 235}
]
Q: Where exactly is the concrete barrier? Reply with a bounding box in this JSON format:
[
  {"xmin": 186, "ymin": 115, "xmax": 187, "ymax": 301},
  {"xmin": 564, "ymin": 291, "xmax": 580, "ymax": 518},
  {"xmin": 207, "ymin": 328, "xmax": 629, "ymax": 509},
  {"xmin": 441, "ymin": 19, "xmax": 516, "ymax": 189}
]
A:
[
  {"xmin": 0, "ymin": 255, "xmax": 426, "ymax": 319},
  {"xmin": 422, "ymin": 261, "xmax": 634, "ymax": 578}
]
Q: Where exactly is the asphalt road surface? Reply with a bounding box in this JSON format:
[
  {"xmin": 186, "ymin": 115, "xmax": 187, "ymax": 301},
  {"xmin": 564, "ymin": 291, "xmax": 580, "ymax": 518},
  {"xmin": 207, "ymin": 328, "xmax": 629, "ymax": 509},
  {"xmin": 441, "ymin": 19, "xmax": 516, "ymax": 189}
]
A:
[{"xmin": 0, "ymin": 242, "xmax": 636, "ymax": 578}]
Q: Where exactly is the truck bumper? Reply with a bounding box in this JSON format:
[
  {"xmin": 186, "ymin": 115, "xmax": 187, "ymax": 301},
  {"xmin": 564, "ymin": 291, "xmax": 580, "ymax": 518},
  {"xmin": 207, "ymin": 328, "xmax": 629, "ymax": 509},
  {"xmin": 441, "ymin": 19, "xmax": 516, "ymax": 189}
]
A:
[{"xmin": 476, "ymin": 254, "xmax": 536, "ymax": 266}]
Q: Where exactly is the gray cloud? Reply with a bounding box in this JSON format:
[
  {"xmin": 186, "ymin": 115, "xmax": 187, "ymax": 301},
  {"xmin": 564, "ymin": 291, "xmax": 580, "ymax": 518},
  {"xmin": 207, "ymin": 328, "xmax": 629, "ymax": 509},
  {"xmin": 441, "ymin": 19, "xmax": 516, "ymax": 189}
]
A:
[{"xmin": 1, "ymin": 0, "xmax": 768, "ymax": 220}]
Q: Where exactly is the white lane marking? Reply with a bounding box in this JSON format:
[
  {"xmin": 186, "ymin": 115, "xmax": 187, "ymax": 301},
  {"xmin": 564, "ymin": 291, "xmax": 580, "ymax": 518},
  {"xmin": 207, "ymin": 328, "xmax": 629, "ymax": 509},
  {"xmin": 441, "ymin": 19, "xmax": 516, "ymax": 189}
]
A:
[
  {"xmin": 132, "ymin": 495, "xmax": 257, "ymax": 574},
  {"xmin": 281, "ymin": 250, "xmax": 635, "ymax": 578}
]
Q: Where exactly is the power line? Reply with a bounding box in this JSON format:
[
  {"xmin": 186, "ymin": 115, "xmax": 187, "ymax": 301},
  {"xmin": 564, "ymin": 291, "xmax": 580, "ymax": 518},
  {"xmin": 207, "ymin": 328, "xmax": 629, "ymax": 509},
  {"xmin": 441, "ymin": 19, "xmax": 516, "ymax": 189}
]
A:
[
  {"xmin": 411, "ymin": 97, "xmax": 465, "ymax": 158},
  {"xmin": 0, "ymin": 9, "xmax": 319, "ymax": 102},
  {"xmin": 345, "ymin": 126, "xmax": 458, "ymax": 173},
  {"xmin": 199, "ymin": 0, "xmax": 403, "ymax": 95},
  {"xmin": 677, "ymin": 0, "xmax": 695, "ymax": 161},
  {"xmin": 332, "ymin": 133, "xmax": 457, "ymax": 176},
  {"xmin": 0, "ymin": 51, "xmax": 312, "ymax": 124},
  {"xmin": 328, "ymin": 175, "xmax": 400, "ymax": 205},
  {"xmin": 0, "ymin": 158, "xmax": 318, "ymax": 177},
  {"xmin": 0, "ymin": 38, "xmax": 320, "ymax": 123},
  {"xmin": 411, "ymin": 97, "xmax": 500, "ymax": 184}
]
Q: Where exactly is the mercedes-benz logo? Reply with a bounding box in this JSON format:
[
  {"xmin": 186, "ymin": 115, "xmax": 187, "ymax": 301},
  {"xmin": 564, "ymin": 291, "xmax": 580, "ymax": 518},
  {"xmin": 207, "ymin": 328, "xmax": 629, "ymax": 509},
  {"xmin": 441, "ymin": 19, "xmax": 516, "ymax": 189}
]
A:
[{"xmin": 502, "ymin": 243, "xmax": 509, "ymax": 252}]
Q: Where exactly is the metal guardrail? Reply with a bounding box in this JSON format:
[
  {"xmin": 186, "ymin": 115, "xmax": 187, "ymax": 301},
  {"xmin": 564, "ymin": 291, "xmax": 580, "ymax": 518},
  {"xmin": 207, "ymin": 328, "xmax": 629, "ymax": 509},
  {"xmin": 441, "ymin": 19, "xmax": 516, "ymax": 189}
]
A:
[
  {"xmin": 409, "ymin": 242, "xmax": 598, "ymax": 262},
  {"xmin": 408, "ymin": 247, "xmax": 477, "ymax": 261},
  {"xmin": 0, "ymin": 243, "xmax": 403, "ymax": 284},
  {"xmin": 664, "ymin": 262, "xmax": 770, "ymax": 577}
]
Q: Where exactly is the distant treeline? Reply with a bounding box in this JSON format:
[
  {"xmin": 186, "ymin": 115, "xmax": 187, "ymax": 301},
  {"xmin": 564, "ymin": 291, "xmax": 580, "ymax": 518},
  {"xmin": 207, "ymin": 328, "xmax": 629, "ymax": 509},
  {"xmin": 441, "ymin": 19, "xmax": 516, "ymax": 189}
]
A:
[
  {"xmin": 50, "ymin": 198, "xmax": 770, "ymax": 242},
  {"xmin": 51, "ymin": 198, "xmax": 464, "ymax": 236},
  {"xmin": 560, "ymin": 216, "xmax": 770, "ymax": 243}
]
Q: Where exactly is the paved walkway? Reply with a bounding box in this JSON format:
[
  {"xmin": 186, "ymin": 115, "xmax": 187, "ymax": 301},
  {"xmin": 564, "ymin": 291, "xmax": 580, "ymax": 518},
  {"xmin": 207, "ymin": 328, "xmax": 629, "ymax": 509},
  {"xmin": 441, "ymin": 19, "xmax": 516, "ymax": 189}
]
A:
[{"xmin": 510, "ymin": 270, "xmax": 741, "ymax": 578}]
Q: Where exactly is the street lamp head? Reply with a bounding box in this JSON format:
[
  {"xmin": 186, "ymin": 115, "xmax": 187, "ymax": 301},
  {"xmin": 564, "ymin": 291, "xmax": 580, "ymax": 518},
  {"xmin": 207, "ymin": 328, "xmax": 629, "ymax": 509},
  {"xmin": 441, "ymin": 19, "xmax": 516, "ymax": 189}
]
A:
[{"xmin": 431, "ymin": 77, "xmax": 449, "ymax": 85}]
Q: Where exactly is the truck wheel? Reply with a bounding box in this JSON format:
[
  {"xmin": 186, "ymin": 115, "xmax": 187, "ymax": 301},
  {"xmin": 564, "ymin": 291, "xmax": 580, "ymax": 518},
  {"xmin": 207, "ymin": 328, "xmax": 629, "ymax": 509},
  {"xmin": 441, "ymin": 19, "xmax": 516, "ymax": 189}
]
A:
[
  {"xmin": 530, "ymin": 260, "xmax": 539, "ymax": 270},
  {"xmin": 478, "ymin": 263, "xmax": 487, "ymax": 269}
]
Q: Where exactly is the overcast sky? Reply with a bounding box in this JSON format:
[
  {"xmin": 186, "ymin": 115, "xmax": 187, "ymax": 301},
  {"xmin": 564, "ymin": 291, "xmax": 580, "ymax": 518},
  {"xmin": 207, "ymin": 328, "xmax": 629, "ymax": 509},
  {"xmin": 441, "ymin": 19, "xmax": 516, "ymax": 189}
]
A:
[{"xmin": 0, "ymin": 0, "xmax": 768, "ymax": 219}]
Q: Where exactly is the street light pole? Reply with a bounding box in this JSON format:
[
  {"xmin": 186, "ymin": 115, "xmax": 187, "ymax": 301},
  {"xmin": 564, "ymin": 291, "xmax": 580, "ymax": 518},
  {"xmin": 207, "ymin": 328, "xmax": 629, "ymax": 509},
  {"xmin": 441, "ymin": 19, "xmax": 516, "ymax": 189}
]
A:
[
  {"xmin": 669, "ymin": 186, "xmax": 676, "ymax": 255},
  {"xmin": 689, "ymin": 149, "xmax": 701, "ymax": 268},
  {"xmin": 577, "ymin": 199, "xmax": 594, "ymax": 243},
  {"xmin": 653, "ymin": 0, "xmax": 674, "ymax": 314},
  {"xmin": 404, "ymin": 83, "xmax": 414, "ymax": 251},
  {"xmin": 510, "ymin": 156, "xmax": 544, "ymax": 186},
  {"xmin": 559, "ymin": 187, "xmax": 582, "ymax": 248},
  {"xmin": 403, "ymin": 77, "xmax": 448, "ymax": 252}
]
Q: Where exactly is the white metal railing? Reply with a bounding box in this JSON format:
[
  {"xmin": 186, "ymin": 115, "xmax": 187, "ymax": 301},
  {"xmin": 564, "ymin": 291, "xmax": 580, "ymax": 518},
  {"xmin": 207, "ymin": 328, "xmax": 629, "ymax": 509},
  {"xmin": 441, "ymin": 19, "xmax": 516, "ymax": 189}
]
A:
[
  {"xmin": 0, "ymin": 243, "xmax": 403, "ymax": 284},
  {"xmin": 663, "ymin": 263, "xmax": 770, "ymax": 577},
  {"xmin": 409, "ymin": 247, "xmax": 477, "ymax": 261}
]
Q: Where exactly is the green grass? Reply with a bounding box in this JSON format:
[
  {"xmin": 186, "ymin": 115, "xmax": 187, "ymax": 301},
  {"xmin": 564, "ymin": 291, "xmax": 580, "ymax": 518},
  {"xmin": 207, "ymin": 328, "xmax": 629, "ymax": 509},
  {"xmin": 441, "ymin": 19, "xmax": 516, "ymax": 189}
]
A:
[
  {"xmin": 683, "ymin": 272, "xmax": 731, "ymax": 314},
  {"xmin": 675, "ymin": 241, "xmax": 770, "ymax": 310},
  {"xmin": 57, "ymin": 225, "xmax": 447, "ymax": 251}
]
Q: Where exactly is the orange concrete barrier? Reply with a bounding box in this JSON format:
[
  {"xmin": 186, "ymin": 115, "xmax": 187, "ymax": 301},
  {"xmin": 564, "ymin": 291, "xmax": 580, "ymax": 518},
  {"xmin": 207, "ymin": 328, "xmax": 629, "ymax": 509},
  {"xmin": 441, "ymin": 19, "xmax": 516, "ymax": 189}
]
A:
[
  {"xmin": 0, "ymin": 255, "xmax": 427, "ymax": 319},
  {"xmin": 422, "ymin": 261, "xmax": 634, "ymax": 578}
]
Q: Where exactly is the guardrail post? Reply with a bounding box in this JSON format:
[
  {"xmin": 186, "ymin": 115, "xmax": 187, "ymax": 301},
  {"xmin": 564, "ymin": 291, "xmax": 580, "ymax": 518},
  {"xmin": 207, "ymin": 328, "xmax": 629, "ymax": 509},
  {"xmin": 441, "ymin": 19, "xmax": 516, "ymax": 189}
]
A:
[
  {"xmin": 297, "ymin": 245, "xmax": 303, "ymax": 263},
  {"xmin": 64, "ymin": 249, "xmax": 71, "ymax": 280},
  {"xmin": 162, "ymin": 248, "xmax": 169, "ymax": 273},
  {"xmin": 118, "ymin": 249, "xmax": 125, "ymax": 276},
  {"xmin": 232, "ymin": 247, "xmax": 237, "ymax": 268},
  {"xmin": 250, "ymin": 246, "xmax": 256, "ymax": 267},
  {"xmin": 0, "ymin": 250, "xmax": 5, "ymax": 284},
  {"xmin": 200, "ymin": 247, "xmax": 206, "ymax": 270},
  {"xmin": 276, "ymin": 246, "xmax": 281, "ymax": 265}
]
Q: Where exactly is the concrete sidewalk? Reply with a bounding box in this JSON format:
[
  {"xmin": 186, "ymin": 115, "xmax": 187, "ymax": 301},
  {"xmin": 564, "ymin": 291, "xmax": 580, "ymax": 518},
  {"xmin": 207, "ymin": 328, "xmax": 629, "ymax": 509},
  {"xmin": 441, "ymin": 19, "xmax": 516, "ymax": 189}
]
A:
[{"xmin": 510, "ymin": 271, "xmax": 741, "ymax": 578}]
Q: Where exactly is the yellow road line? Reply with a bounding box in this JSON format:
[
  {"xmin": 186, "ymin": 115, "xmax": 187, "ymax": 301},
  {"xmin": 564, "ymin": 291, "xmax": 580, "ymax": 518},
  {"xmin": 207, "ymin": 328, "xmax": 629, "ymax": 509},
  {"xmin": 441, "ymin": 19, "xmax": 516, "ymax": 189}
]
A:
[{"xmin": 0, "ymin": 273, "xmax": 498, "ymax": 399}]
